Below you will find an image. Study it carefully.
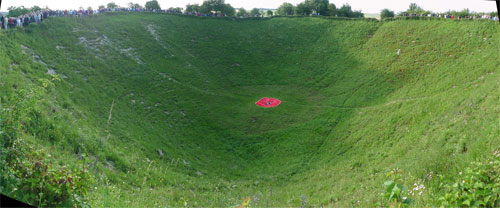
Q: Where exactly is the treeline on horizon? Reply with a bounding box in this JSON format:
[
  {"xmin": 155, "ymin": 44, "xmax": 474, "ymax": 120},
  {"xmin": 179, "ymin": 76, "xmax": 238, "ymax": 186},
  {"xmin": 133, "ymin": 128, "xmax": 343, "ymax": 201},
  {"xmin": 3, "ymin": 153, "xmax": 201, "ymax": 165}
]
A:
[{"xmin": 4, "ymin": 0, "xmax": 499, "ymax": 19}]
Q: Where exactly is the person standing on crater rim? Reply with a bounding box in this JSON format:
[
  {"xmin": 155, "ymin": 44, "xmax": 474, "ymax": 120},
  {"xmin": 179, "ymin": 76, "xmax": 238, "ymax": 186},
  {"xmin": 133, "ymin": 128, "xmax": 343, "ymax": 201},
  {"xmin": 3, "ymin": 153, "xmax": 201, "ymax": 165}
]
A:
[{"xmin": 0, "ymin": 14, "xmax": 4, "ymax": 30}]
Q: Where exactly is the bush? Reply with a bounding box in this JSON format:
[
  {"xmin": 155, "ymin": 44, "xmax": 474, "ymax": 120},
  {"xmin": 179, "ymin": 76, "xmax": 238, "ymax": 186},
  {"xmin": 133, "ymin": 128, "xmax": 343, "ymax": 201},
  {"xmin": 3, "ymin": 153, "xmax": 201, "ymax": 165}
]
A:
[
  {"xmin": 6, "ymin": 142, "xmax": 94, "ymax": 207},
  {"xmin": 438, "ymin": 152, "xmax": 500, "ymax": 207},
  {"xmin": 381, "ymin": 9, "xmax": 395, "ymax": 19},
  {"xmin": 378, "ymin": 168, "xmax": 411, "ymax": 207},
  {"xmin": 0, "ymin": 77, "xmax": 94, "ymax": 207}
]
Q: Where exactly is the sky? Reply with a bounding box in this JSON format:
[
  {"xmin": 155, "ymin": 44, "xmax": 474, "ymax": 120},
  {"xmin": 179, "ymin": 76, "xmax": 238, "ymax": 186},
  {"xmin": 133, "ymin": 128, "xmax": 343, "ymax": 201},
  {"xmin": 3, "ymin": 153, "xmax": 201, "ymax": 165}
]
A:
[{"xmin": 0, "ymin": 0, "xmax": 497, "ymax": 14}]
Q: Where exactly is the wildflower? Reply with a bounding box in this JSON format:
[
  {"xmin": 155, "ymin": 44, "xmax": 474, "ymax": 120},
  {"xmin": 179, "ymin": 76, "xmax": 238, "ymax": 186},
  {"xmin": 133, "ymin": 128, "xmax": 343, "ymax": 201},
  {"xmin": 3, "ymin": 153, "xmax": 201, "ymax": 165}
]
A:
[{"xmin": 459, "ymin": 172, "xmax": 462, "ymax": 175}]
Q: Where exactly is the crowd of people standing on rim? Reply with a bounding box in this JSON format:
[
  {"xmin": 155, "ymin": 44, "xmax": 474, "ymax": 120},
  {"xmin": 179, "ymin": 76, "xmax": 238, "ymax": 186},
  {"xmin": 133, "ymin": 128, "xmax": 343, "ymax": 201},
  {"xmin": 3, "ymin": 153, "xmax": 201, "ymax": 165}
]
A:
[
  {"xmin": 1, "ymin": 10, "xmax": 47, "ymax": 29},
  {"xmin": 0, "ymin": 9, "xmax": 100, "ymax": 30},
  {"xmin": 1, "ymin": 7, "xmax": 499, "ymax": 30},
  {"xmin": 0, "ymin": 7, "xmax": 193, "ymax": 30},
  {"xmin": 400, "ymin": 13, "xmax": 499, "ymax": 21}
]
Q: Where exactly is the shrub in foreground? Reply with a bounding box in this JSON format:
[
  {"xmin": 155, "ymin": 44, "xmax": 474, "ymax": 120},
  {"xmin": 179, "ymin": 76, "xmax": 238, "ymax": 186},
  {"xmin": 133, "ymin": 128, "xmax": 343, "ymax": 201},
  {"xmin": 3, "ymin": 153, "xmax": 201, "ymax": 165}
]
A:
[{"xmin": 0, "ymin": 77, "xmax": 94, "ymax": 207}]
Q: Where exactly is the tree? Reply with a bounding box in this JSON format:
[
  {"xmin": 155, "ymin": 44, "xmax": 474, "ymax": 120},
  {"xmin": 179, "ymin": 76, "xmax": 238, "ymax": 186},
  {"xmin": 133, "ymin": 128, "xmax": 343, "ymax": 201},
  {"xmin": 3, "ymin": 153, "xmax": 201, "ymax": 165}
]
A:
[
  {"xmin": 457, "ymin": 8, "xmax": 470, "ymax": 17},
  {"xmin": 336, "ymin": 4, "xmax": 363, "ymax": 18},
  {"xmin": 237, "ymin": 8, "xmax": 248, "ymax": 17},
  {"xmin": 380, "ymin": 9, "xmax": 395, "ymax": 19},
  {"xmin": 295, "ymin": 2, "xmax": 312, "ymax": 16},
  {"xmin": 407, "ymin": 3, "xmax": 423, "ymax": 14},
  {"xmin": 107, "ymin": 2, "xmax": 118, "ymax": 9},
  {"xmin": 212, "ymin": 0, "xmax": 226, "ymax": 13},
  {"xmin": 168, "ymin": 7, "xmax": 181, "ymax": 12},
  {"xmin": 222, "ymin": 4, "xmax": 235, "ymax": 16},
  {"xmin": 128, "ymin": 3, "xmax": 142, "ymax": 9},
  {"xmin": 267, "ymin": 10, "xmax": 274, "ymax": 16},
  {"xmin": 277, "ymin": 3, "xmax": 294, "ymax": 16},
  {"xmin": 98, "ymin": 5, "xmax": 106, "ymax": 10},
  {"xmin": 310, "ymin": 0, "xmax": 329, "ymax": 15},
  {"xmin": 327, "ymin": 3, "xmax": 336, "ymax": 16},
  {"xmin": 31, "ymin": 5, "xmax": 42, "ymax": 12},
  {"xmin": 200, "ymin": 1, "xmax": 212, "ymax": 14},
  {"xmin": 145, "ymin": 0, "xmax": 161, "ymax": 10},
  {"xmin": 250, "ymin": 8, "xmax": 261, "ymax": 16},
  {"xmin": 87, "ymin": 7, "xmax": 93, "ymax": 11},
  {"xmin": 199, "ymin": 0, "xmax": 226, "ymax": 14},
  {"xmin": 186, "ymin": 4, "xmax": 201, "ymax": 13},
  {"xmin": 7, "ymin": 6, "xmax": 31, "ymax": 17}
]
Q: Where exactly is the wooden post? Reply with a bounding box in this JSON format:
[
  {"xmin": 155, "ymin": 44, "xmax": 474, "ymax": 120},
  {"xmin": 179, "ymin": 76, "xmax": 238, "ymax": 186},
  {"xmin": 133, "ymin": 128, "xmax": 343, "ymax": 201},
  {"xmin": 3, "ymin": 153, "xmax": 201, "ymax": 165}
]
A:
[{"xmin": 105, "ymin": 99, "xmax": 115, "ymax": 140}]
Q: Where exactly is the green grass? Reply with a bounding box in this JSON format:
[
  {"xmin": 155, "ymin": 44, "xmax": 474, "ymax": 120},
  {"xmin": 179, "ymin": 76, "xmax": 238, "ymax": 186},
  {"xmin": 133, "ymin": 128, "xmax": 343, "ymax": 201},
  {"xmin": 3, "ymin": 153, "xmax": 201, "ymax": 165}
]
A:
[{"xmin": 1, "ymin": 13, "xmax": 499, "ymax": 207}]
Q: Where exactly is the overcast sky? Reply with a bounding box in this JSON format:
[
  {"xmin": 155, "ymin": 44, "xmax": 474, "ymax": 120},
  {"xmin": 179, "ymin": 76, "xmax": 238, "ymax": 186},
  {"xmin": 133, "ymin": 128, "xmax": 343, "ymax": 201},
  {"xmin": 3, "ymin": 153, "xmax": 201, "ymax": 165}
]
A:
[{"xmin": 0, "ymin": 0, "xmax": 497, "ymax": 13}]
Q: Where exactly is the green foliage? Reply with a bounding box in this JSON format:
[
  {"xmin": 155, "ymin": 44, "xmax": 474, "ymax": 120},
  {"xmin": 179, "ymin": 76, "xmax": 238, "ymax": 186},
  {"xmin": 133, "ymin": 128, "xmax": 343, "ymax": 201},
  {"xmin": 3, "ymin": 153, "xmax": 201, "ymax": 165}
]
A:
[
  {"xmin": 237, "ymin": 8, "xmax": 248, "ymax": 17},
  {"xmin": 336, "ymin": 4, "xmax": 364, "ymax": 18},
  {"xmin": 221, "ymin": 4, "xmax": 235, "ymax": 16},
  {"xmin": 267, "ymin": 10, "xmax": 274, "ymax": 16},
  {"xmin": 327, "ymin": 3, "xmax": 337, "ymax": 16},
  {"xmin": 381, "ymin": 9, "xmax": 395, "ymax": 19},
  {"xmin": 168, "ymin": 7, "xmax": 182, "ymax": 13},
  {"xmin": 185, "ymin": 3, "xmax": 201, "ymax": 13},
  {"xmin": 438, "ymin": 153, "xmax": 500, "ymax": 207},
  {"xmin": 6, "ymin": 142, "xmax": 94, "ymax": 207},
  {"xmin": 447, "ymin": 9, "xmax": 472, "ymax": 18},
  {"xmin": 250, "ymin": 8, "xmax": 261, "ymax": 17},
  {"xmin": 107, "ymin": 2, "xmax": 118, "ymax": 9},
  {"xmin": 277, "ymin": 3, "xmax": 295, "ymax": 16},
  {"xmin": 127, "ymin": 3, "xmax": 142, "ymax": 9},
  {"xmin": 200, "ymin": 0, "xmax": 226, "ymax": 13},
  {"xmin": 407, "ymin": 3, "xmax": 424, "ymax": 14},
  {"xmin": 200, "ymin": 1, "xmax": 211, "ymax": 14},
  {"xmin": 145, "ymin": 0, "xmax": 161, "ymax": 10},
  {"xmin": 295, "ymin": 2, "xmax": 313, "ymax": 16},
  {"xmin": 379, "ymin": 168, "xmax": 411, "ymax": 208},
  {"xmin": 310, "ymin": 0, "xmax": 329, "ymax": 15},
  {"xmin": 0, "ymin": 77, "xmax": 93, "ymax": 207},
  {"xmin": 7, "ymin": 6, "xmax": 31, "ymax": 17},
  {"xmin": 31, "ymin": 6, "xmax": 42, "ymax": 12}
]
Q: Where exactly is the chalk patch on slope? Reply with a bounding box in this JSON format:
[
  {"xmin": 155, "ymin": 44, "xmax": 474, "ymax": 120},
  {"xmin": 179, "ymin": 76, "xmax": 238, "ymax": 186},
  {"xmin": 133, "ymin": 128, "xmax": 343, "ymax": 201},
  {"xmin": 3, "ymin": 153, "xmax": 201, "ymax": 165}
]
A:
[
  {"xmin": 21, "ymin": 44, "xmax": 59, "ymax": 76},
  {"xmin": 78, "ymin": 35, "xmax": 144, "ymax": 65}
]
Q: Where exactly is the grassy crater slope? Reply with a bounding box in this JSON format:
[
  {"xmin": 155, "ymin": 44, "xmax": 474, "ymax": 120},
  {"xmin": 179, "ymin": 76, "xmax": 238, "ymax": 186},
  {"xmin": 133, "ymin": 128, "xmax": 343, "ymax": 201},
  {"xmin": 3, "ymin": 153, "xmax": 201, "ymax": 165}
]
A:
[{"xmin": 0, "ymin": 13, "xmax": 499, "ymax": 206}]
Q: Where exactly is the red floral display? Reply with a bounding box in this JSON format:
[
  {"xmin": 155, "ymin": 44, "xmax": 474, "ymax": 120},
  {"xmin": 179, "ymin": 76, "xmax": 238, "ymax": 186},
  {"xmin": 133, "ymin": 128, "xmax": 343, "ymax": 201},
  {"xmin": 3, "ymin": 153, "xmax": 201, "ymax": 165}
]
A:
[{"xmin": 256, "ymin": 98, "xmax": 281, "ymax": 108}]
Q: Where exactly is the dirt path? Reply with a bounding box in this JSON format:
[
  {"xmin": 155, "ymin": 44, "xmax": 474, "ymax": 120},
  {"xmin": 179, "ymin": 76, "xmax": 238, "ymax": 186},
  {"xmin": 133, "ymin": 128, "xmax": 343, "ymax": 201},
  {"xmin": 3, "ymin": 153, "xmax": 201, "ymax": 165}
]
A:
[
  {"xmin": 302, "ymin": 96, "xmax": 430, "ymax": 110},
  {"xmin": 162, "ymin": 76, "xmax": 431, "ymax": 110}
]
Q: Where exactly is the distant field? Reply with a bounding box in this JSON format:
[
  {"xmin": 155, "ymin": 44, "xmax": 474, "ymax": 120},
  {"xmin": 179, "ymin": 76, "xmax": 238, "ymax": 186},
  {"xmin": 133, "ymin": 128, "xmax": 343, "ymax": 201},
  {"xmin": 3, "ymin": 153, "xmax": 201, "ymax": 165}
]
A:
[
  {"xmin": 1, "ymin": 14, "xmax": 499, "ymax": 207},
  {"xmin": 365, "ymin": 13, "xmax": 381, "ymax": 19}
]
